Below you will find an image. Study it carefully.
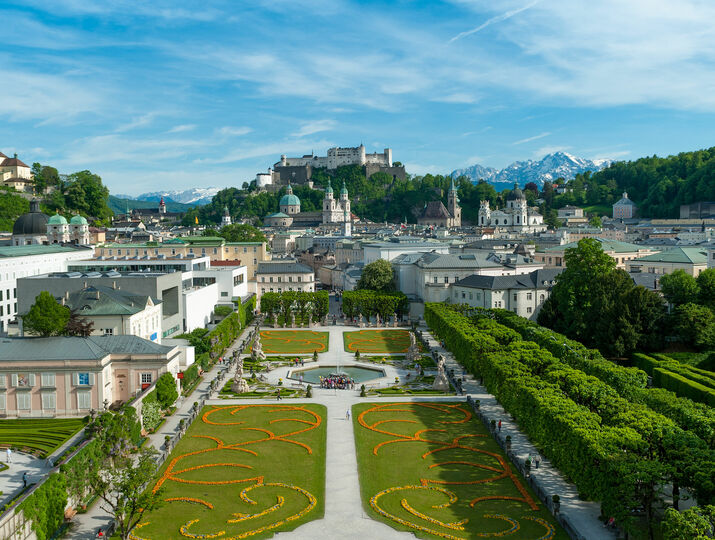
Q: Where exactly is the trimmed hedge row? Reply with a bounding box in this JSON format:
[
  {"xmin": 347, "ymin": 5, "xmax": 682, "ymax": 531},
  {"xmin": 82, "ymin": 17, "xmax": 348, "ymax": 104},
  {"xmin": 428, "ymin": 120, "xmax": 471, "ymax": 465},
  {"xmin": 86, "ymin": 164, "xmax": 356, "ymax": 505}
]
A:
[
  {"xmin": 653, "ymin": 368, "xmax": 715, "ymax": 407},
  {"xmin": 425, "ymin": 303, "xmax": 715, "ymax": 508},
  {"xmin": 341, "ymin": 290, "xmax": 409, "ymax": 319},
  {"xmin": 635, "ymin": 353, "xmax": 715, "ymax": 389},
  {"xmin": 491, "ymin": 309, "xmax": 647, "ymax": 399}
]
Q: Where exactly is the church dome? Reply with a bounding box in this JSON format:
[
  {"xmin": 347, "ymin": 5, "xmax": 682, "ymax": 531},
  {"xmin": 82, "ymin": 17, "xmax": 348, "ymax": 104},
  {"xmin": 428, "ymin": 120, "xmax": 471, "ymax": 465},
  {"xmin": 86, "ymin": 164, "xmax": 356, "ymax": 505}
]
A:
[
  {"xmin": 280, "ymin": 193, "xmax": 301, "ymax": 206},
  {"xmin": 48, "ymin": 213, "xmax": 68, "ymax": 225},
  {"xmin": 12, "ymin": 200, "xmax": 48, "ymax": 235},
  {"xmin": 70, "ymin": 215, "xmax": 88, "ymax": 225},
  {"xmin": 340, "ymin": 181, "xmax": 348, "ymax": 195},
  {"xmin": 506, "ymin": 183, "xmax": 525, "ymax": 201}
]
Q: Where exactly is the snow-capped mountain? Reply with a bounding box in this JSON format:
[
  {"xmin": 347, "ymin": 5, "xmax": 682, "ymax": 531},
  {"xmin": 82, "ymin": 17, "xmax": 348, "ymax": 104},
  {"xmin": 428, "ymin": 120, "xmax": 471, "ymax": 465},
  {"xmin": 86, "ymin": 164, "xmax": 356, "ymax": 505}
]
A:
[
  {"xmin": 451, "ymin": 152, "xmax": 611, "ymax": 186},
  {"xmin": 121, "ymin": 187, "xmax": 221, "ymax": 206}
]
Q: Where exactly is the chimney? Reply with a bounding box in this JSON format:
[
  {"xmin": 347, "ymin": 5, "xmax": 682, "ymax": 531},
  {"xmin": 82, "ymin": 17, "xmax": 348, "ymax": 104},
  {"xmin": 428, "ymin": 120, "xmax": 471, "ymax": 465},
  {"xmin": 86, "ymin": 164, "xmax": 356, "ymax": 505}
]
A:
[
  {"xmin": 112, "ymin": 280, "xmax": 117, "ymax": 290},
  {"xmin": 64, "ymin": 290, "xmax": 69, "ymax": 300},
  {"xmin": 95, "ymin": 290, "xmax": 100, "ymax": 300}
]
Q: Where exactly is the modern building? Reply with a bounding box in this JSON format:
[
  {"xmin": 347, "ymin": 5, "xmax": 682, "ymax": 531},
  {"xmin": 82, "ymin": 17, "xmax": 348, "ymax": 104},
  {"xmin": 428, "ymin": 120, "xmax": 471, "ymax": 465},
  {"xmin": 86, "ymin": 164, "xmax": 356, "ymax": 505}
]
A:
[
  {"xmin": 417, "ymin": 179, "xmax": 461, "ymax": 228},
  {"xmin": 255, "ymin": 260, "xmax": 314, "ymax": 301},
  {"xmin": 0, "ymin": 335, "xmax": 183, "ymax": 417},
  {"xmin": 535, "ymin": 238, "xmax": 658, "ymax": 268},
  {"xmin": 449, "ymin": 268, "xmax": 563, "ymax": 320},
  {"xmin": 363, "ymin": 237, "xmax": 450, "ymax": 264},
  {"xmin": 613, "ymin": 192, "xmax": 637, "ymax": 219},
  {"xmin": 626, "ymin": 246, "xmax": 709, "ymax": 276},
  {"xmin": 0, "ymin": 244, "xmax": 93, "ymax": 334},
  {"xmin": 477, "ymin": 184, "xmax": 546, "ymax": 232},
  {"xmin": 94, "ymin": 236, "xmax": 270, "ymax": 279}
]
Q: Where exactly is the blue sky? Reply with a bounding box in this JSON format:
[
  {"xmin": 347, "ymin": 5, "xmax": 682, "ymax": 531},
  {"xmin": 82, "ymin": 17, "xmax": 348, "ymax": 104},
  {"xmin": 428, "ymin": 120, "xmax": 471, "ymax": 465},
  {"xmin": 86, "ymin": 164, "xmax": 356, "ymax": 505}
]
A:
[{"xmin": 1, "ymin": 0, "xmax": 714, "ymax": 195}]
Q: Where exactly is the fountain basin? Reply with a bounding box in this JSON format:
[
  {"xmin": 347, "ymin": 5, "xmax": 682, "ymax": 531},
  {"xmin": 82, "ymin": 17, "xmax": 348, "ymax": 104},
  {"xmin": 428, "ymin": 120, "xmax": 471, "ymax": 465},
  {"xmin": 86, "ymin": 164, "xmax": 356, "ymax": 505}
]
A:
[{"xmin": 288, "ymin": 365, "xmax": 386, "ymax": 384}]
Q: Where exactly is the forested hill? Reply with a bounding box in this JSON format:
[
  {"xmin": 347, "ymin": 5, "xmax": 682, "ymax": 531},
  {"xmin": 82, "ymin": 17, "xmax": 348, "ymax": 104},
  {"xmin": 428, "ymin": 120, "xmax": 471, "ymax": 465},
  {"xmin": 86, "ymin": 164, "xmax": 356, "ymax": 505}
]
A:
[{"xmin": 571, "ymin": 146, "xmax": 715, "ymax": 218}]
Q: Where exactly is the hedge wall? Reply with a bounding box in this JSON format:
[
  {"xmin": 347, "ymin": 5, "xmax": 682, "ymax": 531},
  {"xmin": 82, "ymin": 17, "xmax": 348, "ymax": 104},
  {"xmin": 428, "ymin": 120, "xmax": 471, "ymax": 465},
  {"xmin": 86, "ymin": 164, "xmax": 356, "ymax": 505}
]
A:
[
  {"xmin": 653, "ymin": 368, "xmax": 715, "ymax": 407},
  {"xmin": 341, "ymin": 290, "xmax": 409, "ymax": 319},
  {"xmin": 635, "ymin": 353, "xmax": 715, "ymax": 390},
  {"xmin": 259, "ymin": 291, "xmax": 329, "ymax": 320}
]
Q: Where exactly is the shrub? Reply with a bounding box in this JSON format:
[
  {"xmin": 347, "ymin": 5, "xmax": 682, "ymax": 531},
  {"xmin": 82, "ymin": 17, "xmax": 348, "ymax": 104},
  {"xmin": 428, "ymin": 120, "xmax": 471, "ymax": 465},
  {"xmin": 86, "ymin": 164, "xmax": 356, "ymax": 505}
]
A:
[
  {"xmin": 17, "ymin": 472, "xmax": 67, "ymax": 540},
  {"xmin": 653, "ymin": 368, "xmax": 715, "ymax": 407},
  {"xmin": 214, "ymin": 305, "xmax": 233, "ymax": 317},
  {"xmin": 155, "ymin": 373, "xmax": 179, "ymax": 409},
  {"xmin": 142, "ymin": 402, "xmax": 162, "ymax": 432}
]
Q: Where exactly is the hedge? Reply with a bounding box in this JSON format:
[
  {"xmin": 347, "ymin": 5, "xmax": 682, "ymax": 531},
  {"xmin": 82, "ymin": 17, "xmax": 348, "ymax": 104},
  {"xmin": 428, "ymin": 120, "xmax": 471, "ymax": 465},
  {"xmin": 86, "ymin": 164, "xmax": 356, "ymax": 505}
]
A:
[
  {"xmin": 425, "ymin": 303, "xmax": 715, "ymax": 508},
  {"xmin": 650, "ymin": 353, "xmax": 715, "ymax": 388},
  {"xmin": 16, "ymin": 472, "xmax": 67, "ymax": 540},
  {"xmin": 259, "ymin": 291, "xmax": 329, "ymax": 320},
  {"xmin": 653, "ymin": 368, "xmax": 715, "ymax": 407},
  {"xmin": 181, "ymin": 362, "xmax": 200, "ymax": 388},
  {"xmin": 341, "ymin": 290, "xmax": 409, "ymax": 319}
]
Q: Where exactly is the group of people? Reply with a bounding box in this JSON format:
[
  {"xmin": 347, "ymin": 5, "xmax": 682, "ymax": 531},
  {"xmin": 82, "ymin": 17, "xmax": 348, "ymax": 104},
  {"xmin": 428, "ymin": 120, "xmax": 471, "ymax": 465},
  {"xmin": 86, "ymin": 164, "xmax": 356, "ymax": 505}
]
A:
[{"xmin": 318, "ymin": 375, "xmax": 355, "ymax": 390}]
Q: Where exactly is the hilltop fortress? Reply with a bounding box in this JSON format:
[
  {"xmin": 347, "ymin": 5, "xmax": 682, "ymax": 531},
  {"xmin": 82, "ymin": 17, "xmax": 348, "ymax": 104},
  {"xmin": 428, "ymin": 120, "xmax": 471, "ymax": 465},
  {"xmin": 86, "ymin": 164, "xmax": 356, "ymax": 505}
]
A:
[{"xmin": 255, "ymin": 144, "xmax": 406, "ymax": 190}]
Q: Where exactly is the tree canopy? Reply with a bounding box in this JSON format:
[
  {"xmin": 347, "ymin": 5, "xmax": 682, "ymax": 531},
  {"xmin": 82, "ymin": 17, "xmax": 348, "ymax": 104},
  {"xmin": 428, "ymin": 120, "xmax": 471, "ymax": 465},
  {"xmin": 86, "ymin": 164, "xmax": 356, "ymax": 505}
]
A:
[
  {"xmin": 357, "ymin": 259, "xmax": 396, "ymax": 292},
  {"xmin": 202, "ymin": 223, "xmax": 267, "ymax": 243},
  {"xmin": 660, "ymin": 270, "xmax": 700, "ymax": 306},
  {"xmin": 23, "ymin": 291, "xmax": 70, "ymax": 337}
]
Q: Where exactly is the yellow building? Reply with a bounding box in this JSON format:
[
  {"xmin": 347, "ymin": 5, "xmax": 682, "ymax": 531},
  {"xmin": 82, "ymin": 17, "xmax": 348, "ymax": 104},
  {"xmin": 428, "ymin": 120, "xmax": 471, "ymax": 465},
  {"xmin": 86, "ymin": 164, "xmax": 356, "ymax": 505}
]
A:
[
  {"xmin": 95, "ymin": 236, "xmax": 270, "ymax": 279},
  {"xmin": 535, "ymin": 238, "xmax": 658, "ymax": 269}
]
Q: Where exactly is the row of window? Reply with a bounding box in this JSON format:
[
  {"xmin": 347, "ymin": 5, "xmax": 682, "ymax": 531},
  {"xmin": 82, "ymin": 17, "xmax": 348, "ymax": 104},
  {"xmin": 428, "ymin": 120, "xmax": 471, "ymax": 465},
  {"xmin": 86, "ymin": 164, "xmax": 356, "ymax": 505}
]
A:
[
  {"xmin": 0, "ymin": 391, "xmax": 91, "ymax": 411},
  {"xmin": 106, "ymin": 246, "xmax": 259, "ymax": 256},
  {"xmin": 261, "ymin": 286, "xmax": 311, "ymax": 294},
  {"xmin": 261, "ymin": 275, "xmax": 304, "ymax": 283},
  {"xmin": 0, "ymin": 372, "xmax": 96, "ymax": 388},
  {"xmin": 0, "ymin": 288, "xmax": 16, "ymax": 301},
  {"xmin": 0, "ymin": 302, "xmax": 18, "ymax": 317}
]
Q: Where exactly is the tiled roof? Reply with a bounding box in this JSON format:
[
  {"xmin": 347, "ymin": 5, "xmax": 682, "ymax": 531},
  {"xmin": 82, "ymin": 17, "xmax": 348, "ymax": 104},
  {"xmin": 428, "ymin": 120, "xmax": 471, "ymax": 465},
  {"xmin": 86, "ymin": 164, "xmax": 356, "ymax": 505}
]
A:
[
  {"xmin": 0, "ymin": 157, "xmax": 30, "ymax": 168},
  {"xmin": 630, "ymin": 246, "xmax": 708, "ymax": 264},
  {"xmin": 61, "ymin": 286, "xmax": 158, "ymax": 316},
  {"xmin": 454, "ymin": 268, "xmax": 563, "ymax": 290},
  {"xmin": 416, "ymin": 252, "xmax": 503, "ymax": 269},
  {"xmin": 256, "ymin": 261, "xmax": 313, "ymax": 274},
  {"xmin": 0, "ymin": 335, "xmax": 173, "ymax": 361},
  {"xmin": 420, "ymin": 201, "xmax": 452, "ymax": 219},
  {"xmin": 0, "ymin": 245, "xmax": 91, "ymax": 258},
  {"xmin": 541, "ymin": 238, "xmax": 654, "ymax": 253}
]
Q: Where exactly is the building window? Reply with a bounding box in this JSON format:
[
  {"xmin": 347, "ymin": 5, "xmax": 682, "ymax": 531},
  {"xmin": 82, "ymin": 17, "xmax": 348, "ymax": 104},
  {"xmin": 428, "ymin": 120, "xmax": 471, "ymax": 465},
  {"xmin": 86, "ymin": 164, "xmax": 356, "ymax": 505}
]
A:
[
  {"xmin": 540, "ymin": 294, "xmax": 545, "ymax": 302},
  {"xmin": 17, "ymin": 392, "xmax": 31, "ymax": 410},
  {"xmin": 289, "ymin": 276, "xmax": 293, "ymax": 282},
  {"xmin": 213, "ymin": 248, "xmax": 218, "ymax": 254},
  {"xmin": 0, "ymin": 393, "xmax": 5, "ymax": 410},
  {"xmin": 41, "ymin": 373, "xmax": 55, "ymax": 387},
  {"xmin": 141, "ymin": 373, "xmax": 152, "ymax": 384},
  {"xmin": 513, "ymin": 294, "xmax": 517, "ymax": 301},
  {"xmin": 298, "ymin": 276, "xmax": 302, "ymax": 283},
  {"xmin": 469, "ymin": 292, "xmax": 473, "ymax": 300},
  {"xmin": 243, "ymin": 247, "xmax": 247, "ymax": 253},
  {"xmin": 77, "ymin": 391, "xmax": 91, "ymax": 410},
  {"xmin": 462, "ymin": 292, "xmax": 466, "ymax": 299},
  {"xmin": 269, "ymin": 277, "xmax": 273, "ymax": 283},
  {"xmin": 221, "ymin": 292, "xmax": 228, "ymax": 297},
  {"xmin": 527, "ymin": 293, "xmax": 532, "ymax": 300},
  {"xmin": 444, "ymin": 276, "xmax": 449, "ymax": 283},
  {"xmin": 0, "ymin": 374, "xmax": 5, "ymax": 388},
  {"xmin": 527, "ymin": 307, "xmax": 533, "ymax": 313},
  {"xmin": 253, "ymin": 258, "xmax": 257, "ymax": 265},
  {"xmin": 12, "ymin": 373, "xmax": 35, "ymax": 387},
  {"xmin": 277, "ymin": 276, "xmax": 282, "ymax": 283},
  {"xmin": 42, "ymin": 392, "xmax": 56, "ymax": 410},
  {"xmin": 104, "ymin": 328, "xmax": 114, "ymax": 336},
  {"xmin": 75, "ymin": 373, "xmax": 93, "ymax": 386},
  {"xmin": 433, "ymin": 276, "xmax": 438, "ymax": 284},
  {"xmin": 261, "ymin": 288, "xmax": 265, "ymax": 293}
]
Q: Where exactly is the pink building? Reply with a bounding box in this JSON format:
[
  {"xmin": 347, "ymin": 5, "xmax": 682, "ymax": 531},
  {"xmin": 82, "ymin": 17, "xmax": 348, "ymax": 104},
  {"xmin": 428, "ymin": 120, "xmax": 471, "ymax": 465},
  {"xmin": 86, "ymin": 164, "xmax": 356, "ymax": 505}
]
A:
[
  {"xmin": 0, "ymin": 336, "xmax": 182, "ymax": 418},
  {"xmin": 613, "ymin": 192, "xmax": 637, "ymax": 219}
]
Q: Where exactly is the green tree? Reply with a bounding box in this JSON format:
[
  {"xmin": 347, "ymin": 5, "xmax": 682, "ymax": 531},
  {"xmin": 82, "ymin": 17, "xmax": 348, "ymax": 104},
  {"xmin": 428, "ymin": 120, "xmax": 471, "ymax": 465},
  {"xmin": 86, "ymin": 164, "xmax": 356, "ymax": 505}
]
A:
[
  {"xmin": 660, "ymin": 270, "xmax": 700, "ymax": 306},
  {"xmin": 696, "ymin": 268, "xmax": 715, "ymax": 309},
  {"xmin": 357, "ymin": 259, "xmax": 396, "ymax": 292},
  {"xmin": 589, "ymin": 215, "xmax": 602, "ymax": 227},
  {"xmin": 155, "ymin": 372, "xmax": 179, "ymax": 409},
  {"xmin": 662, "ymin": 505, "xmax": 715, "ymax": 540},
  {"xmin": 671, "ymin": 303, "xmax": 715, "ymax": 350},
  {"xmin": 23, "ymin": 291, "xmax": 70, "ymax": 336},
  {"xmin": 219, "ymin": 223, "xmax": 267, "ymax": 243}
]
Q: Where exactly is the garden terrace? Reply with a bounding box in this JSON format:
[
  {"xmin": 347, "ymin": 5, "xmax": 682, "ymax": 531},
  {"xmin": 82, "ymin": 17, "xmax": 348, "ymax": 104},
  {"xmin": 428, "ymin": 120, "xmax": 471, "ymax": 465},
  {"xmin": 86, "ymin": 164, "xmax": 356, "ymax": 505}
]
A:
[
  {"xmin": 0, "ymin": 418, "xmax": 86, "ymax": 457},
  {"xmin": 343, "ymin": 329, "xmax": 414, "ymax": 354},
  {"xmin": 353, "ymin": 402, "xmax": 565, "ymax": 539},
  {"xmin": 133, "ymin": 404, "xmax": 326, "ymax": 539}
]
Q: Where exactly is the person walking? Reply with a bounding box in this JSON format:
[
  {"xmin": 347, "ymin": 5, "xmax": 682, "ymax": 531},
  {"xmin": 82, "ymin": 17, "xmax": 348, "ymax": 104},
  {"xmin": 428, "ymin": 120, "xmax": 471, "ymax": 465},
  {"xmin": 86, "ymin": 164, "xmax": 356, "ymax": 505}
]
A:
[
  {"xmin": 277, "ymin": 388, "xmax": 282, "ymax": 401},
  {"xmin": 22, "ymin": 471, "xmax": 27, "ymax": 488},
  {"xmin": 6, "ymin": 448, "xmax": 11, "ymax": 463},
  {"xmin": 534, "ymin": 454, "xmax": 541, "ymax": 469},
  {"xmin": 498, "ymin": 420, "xmax": 502, "ymax": 432},
  {"xmin": 346, "ymin": 409, "xmax": 351, "ymax": 421}
]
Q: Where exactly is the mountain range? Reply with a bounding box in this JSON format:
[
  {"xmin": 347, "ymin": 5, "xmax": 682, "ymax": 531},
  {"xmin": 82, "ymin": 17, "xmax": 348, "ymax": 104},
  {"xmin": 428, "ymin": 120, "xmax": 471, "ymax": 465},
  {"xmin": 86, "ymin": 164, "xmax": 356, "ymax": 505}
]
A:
[
  {"xmin": 450, "ymin": 152, "xmax": 611, "ymax": 187},
  {"xmin": 115, "ymin": 187, "xmax": 221, "ymax": 206}
]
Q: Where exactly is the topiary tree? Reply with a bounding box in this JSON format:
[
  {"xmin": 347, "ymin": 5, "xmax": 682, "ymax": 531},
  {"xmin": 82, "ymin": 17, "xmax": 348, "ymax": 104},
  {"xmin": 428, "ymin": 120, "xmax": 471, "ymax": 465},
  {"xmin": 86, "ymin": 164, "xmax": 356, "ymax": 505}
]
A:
[
  {"xmin": 23, "ymin": 291, "xmax": 70, "ymax": 336},
  {"xmin": 155, "ymin": 373, "xmax": 179, "ymax": 409}
]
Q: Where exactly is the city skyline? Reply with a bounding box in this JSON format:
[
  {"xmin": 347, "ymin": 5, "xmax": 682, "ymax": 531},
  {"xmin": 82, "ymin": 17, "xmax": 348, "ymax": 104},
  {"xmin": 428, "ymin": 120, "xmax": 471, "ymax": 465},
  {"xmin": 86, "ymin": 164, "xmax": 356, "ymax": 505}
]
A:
[{"xmin": 1, "ymin": 0, "xmax": 714, "ymax": 194}]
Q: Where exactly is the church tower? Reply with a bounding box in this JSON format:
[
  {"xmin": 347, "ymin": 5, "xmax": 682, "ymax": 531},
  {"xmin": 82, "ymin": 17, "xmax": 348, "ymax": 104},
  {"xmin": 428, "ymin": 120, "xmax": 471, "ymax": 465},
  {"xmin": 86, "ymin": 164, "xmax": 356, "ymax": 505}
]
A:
[
  {"xmin": 322, "ymin": 179, "xmax": 334, "ymax": 224},
  {"xmin": 448, "ymin": 178, "xmax": 461, "ymax": 227},
  {"xmin": 222, "ymin": 206, "xmax": 232, "ymax": 227},
  {"xmin": 159, "ymin": 197, "xmax": 166, "ymax": 215},
  {"xmin": 340, "ymin": 180, "xmax": 350, "ymax": 217},
  {"xmin": 342, "ymin": 209, "xmax": 352, "ymax": 237},
  {"xmin": 478, "ymin": 201, "xmax": 491, "ymax": 227}
]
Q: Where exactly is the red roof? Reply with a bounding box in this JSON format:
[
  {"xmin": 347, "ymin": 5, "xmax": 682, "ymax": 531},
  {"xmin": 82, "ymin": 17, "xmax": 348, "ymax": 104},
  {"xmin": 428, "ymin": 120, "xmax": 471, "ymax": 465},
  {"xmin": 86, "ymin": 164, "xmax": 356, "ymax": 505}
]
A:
[
  {"xmin": 211, "ymin": 260, "xmax": 243, "ymax": 267},
  {"xmin": 1, "ymin": 157, "xmax": 30, "ymax": 168}
]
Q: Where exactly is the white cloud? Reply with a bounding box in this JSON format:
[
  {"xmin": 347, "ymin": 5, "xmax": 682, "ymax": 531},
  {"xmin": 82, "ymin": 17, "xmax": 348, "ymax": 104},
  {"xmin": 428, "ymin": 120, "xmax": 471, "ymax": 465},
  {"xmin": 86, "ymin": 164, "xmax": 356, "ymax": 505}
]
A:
[
  {"xmin": 449, "ymin": 0, "xmax": 541, "ymax": 43},
  {"xmin": 291, "ymin": 119, "xmax": 336, "ymax": 138},
  {"xmin": 512, "ymin": 131, "xmax": 551, "ymax": 145},
  {"xmin": 432, "ymin": 93, "xmax": 478, "ymax": 104},
  {"xmin": 217, "ymin": 126, "xmax": 253, "ymax": 136},
  {"xmin": 115, "ymin": 113, "xmax": 156, "ymax": 133},
  {"xmin": 168, "ymin": 124, "xmax": 196, "ymax": 133}
]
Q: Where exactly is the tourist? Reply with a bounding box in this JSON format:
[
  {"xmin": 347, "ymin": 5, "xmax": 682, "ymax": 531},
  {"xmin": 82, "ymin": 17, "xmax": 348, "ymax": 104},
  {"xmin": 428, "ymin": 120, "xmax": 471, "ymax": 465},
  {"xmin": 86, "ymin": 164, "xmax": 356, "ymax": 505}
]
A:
[
  {"xmin": 300, "ymin": 358, "xmax": 304, "ymax": 366},
  {"xmin": 22, "ymin": 471, "xmax": 27, "ymax": 488},
  {"xmin": 534, "ymin": 454, "xmax": 541, "ymax": 469},
  {"xmin": 277, "ymin": 389, "xmax": 282, "ymax": 401},
  {"xmin": 6, "ymin": 448, "xmax": 11, "ymax": 463},
  {"xmin": 346, "ymin": 409, "xmax": 350, "ymax": 420},
  {"xmin": 498, "ymin": 420, "xmax": 502, "ymax": 432}
]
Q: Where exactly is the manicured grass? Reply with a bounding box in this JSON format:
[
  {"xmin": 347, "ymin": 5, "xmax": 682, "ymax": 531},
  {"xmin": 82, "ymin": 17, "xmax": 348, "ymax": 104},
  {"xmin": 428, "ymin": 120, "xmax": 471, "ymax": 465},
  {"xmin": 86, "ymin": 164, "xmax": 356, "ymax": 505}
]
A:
[
  {"xmin": 255, "ymin": 330, "xmax": 329, "ymax": 354},
  {"xmin": 134, "ymin": 404, "xmax": 326, "ymax": 540},
  {"xmin": 353, "ymin": 402, "xmax": 566, "ymax": 539},
  {"xmin": 0, "ymin": 418, "xmax": 86, "ymax": 457},
  {"xmin": 344, "ymin": 329, "xmax": 414, "ymax": 353}
]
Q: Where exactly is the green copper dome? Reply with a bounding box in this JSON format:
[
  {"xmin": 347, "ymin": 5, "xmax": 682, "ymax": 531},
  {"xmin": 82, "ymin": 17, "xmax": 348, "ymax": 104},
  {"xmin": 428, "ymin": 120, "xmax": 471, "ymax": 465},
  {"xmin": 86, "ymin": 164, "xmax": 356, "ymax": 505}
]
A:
[
  {"xmin": 325, "ymin": 179, "xmax": 333, "ymax": 193},
  {"xmin": 48, "ymin": 213, "xmax": 68, "ymax": 225},
  {"xmin": 280, "ymin": 193, "xmax": 301, "ymax": 206},
  {"xmin": 340, "ymin": 181, "xmax": 348, "ymax": 195},
  {"xmin": 70, "ymin": 215, "xmax": 88, "ymax": 225}
]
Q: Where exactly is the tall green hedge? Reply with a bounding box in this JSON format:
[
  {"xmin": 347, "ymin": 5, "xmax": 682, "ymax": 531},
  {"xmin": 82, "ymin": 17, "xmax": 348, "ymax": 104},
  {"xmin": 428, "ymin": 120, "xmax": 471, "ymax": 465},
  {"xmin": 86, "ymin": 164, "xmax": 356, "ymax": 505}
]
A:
[
  {"xmin": 259, "ymin": 291, "xmax": 329, "ymax": 320},
  {"xmin": 341, "ymin": 290, "xmax": 409, "ymax": 319},
  {"xmin": 16, "ymin": 472, "xmax": 67, "ymax": 540},
  {"xmin": 635, "ymin": 353, "xmax": 715, "ymax": 389},
  {"xmin": 653, "ymin": 368, "xmax": 715, "ymax": 407}
]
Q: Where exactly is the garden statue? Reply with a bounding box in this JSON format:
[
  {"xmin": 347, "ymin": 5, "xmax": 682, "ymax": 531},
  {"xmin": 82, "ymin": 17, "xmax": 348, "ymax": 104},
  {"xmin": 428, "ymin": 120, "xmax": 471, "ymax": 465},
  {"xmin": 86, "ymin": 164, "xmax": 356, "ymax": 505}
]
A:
[
  {"xmin": 433, "ymin": 354, "xmax": 450, "ymax": 392},
  {"xmin": 322, "ymin": 314, "xmax": 329, "ymax": 326},
  {"xmin": 272, "ymin": 312, "xmax": 279, "ymax": 328},
  {"xmin": 307, "ymin": 313, "xmax": 313, "ymax": 328},
  {"xmin": 376, "ymin": 313, "xmax": 381, "ymax": 327},
  {"xmin": 231, "ymin": 357, "xmax": 250, "ymax": 394},
  {"xmin": 358, "ymin": 313, "xmax": 364, "ymax": 328},
  {"xmin": 290, "ymin": 312, "xmax": 296, "ymax": 328},
  {"xmin": 406, "ymin": 332, "xmax": 420, "ymax": 363},
  {"xmin": 252, "ymin": 334, "xmax": 266, "ymax": 361},
  {"xmin": 392, "ymin": 313, "xmax": 398, "ymax": 327}
]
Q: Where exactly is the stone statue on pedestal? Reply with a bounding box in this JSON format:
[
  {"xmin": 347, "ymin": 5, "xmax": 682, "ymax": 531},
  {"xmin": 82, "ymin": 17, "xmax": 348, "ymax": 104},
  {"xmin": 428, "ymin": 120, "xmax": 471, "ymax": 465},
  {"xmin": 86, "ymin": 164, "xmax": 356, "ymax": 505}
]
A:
[
  {"xmin": 358, "ymin": 314, "xmax": 364, "ymax": 328},
  {"xmin": 291, "ymin": 313, "xmax": 296, "ymax": 328},
  {"xmin": 433, "ymin": 354, "xmax": 450, "ymax": 392},
  {"xmin": 252, "ymin": 334, "xmax": 266, "ymax": 361},
  {"xmin": 272, "ymin": 312, "xmax": 278, "ymax": 328},
  {"xmin": 406, "ymin": 332, "xmax": 420, "ymax": 363},
  {"xmin": 231, "ymin": 357, "xmax": 250, "ymax": 393},
  {"xmin": 307, "ymin": 313, "xmax": 313, "ymax": 328},
  {"xmin": 392, "ymin": 313, "xmax": 398, "ymax": 328},
  {"xmin": 376, "ymin": 313, "xmax": 381, "ymax": 327}
]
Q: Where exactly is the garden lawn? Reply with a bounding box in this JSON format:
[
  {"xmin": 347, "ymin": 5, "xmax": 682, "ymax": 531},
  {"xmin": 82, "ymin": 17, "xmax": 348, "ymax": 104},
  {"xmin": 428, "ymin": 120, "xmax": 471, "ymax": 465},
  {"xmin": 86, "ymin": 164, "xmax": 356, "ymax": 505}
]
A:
[
  {"xmin": 344, "ymin": 329, "xmax": 413, "ymax": 354},
  {"xmin": 256, "ymin": 330, "xmax": 329, "ymax": 354},
  {"xmin": 353, "ymin": 402, "xmax": 566, "ymax": 540},
  {"xmin": 133, "ymin": 403, "xmax": 326, "ymax": 540},
  {"xmin": 0, "ymin": 418, "xmax": 85, "ymax": 457}
]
